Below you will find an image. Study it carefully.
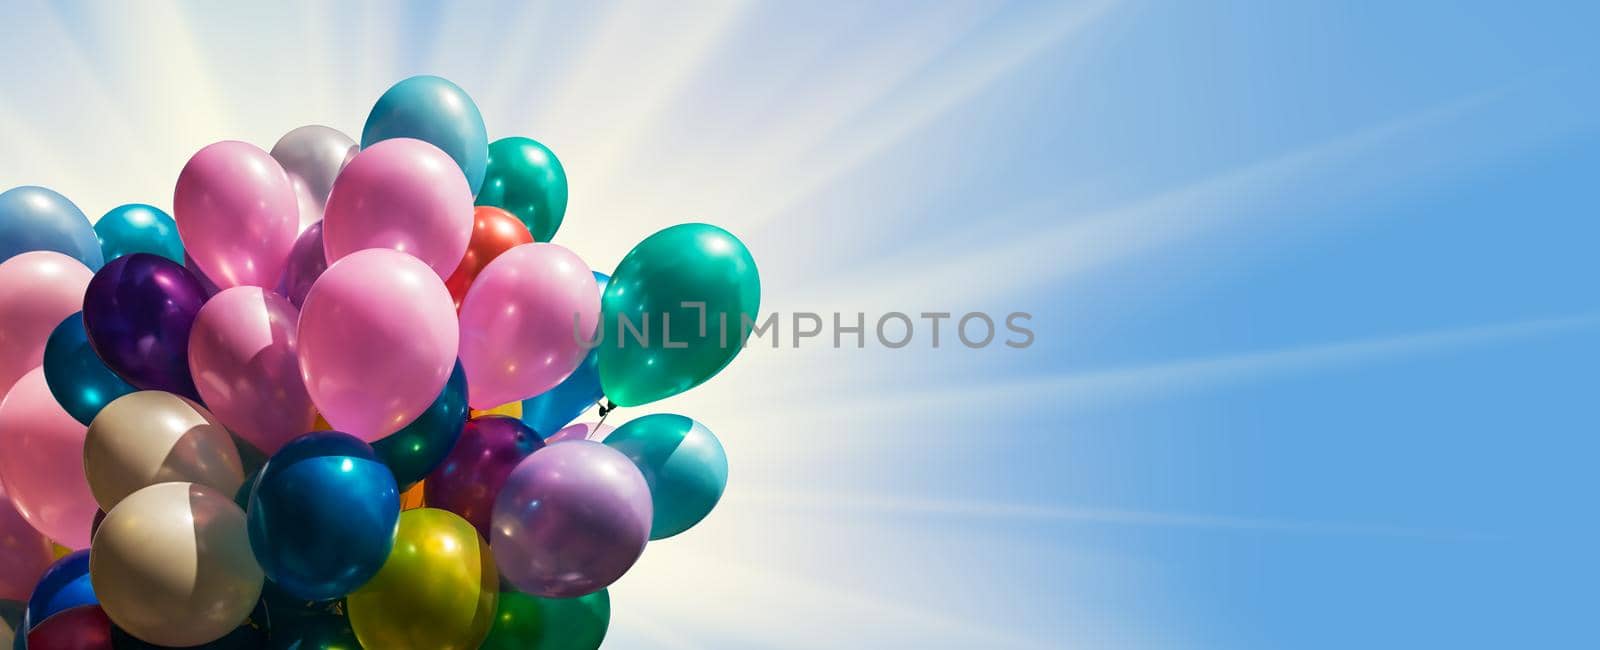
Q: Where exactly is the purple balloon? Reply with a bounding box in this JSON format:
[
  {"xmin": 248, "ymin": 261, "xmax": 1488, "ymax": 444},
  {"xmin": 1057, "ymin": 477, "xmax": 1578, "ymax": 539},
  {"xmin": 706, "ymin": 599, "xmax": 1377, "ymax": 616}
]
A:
[
  {"xmin": 275, "ymin": 220, "xmax": 327, "ymax": 309},
  {"xmin": 83, "ymin": 253, "xmax": 207, "ymax": 400},
  {"xmin": 424, "ymin": 415, "xmax": 543, "ymax": 538},
  {"xmin": 491, "ymin": 441, "xmax": 652, "ymax": 598},
  {"xmin": 183, "ymin": 251, "xmax": 223, "ymax": 298}
]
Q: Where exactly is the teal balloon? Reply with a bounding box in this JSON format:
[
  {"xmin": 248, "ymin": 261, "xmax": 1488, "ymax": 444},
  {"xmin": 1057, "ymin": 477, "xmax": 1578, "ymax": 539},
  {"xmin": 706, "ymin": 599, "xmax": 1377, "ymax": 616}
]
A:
[
  {"xmin": 94, "ymin": 204, "xmax": 184, "ymax": 264},
  {"xmin": 598, "ymin": 224, "xmax": 760, "ymax": 407},
  {"xmin": 481, "ymin": 589, "xmax": 608, "ymax": 650},
  {"xmin": 362, "ymin": 75, "xmax": 488, "ymax": 193},
  {"xmin": 0, "ymin": 186, "xmax": 103, "ymax": 269},
  {"xmin": 371, "ymin": 361, "xmax": 469, "ymax": 489},
  {"xmin": 603, "ymin": 414, "xmax": 728, "ymax": 539},
  {"xmin": 476, "ymin": 137, "xmax": 568, "ymax": 242},
  {"xmin": 41, "ymin": 312, "xmax": 137, "ymax": 425}
]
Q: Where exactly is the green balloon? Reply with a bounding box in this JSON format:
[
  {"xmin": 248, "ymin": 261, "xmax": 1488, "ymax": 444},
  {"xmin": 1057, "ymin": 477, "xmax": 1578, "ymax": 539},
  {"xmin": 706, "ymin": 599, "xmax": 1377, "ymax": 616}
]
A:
[
  {"xmin": 475, "ymin": 137, "xmax": 568, "ymax": 242},
  {"xmin": 605, "ymin": 413, "xmax": 728, "ymax": 539},
  {"xmin": 599, "ymin": 223, "xmax": 760, "ymax": 407},
  {"xmin": 481, "ymin": 589, "xmax": 609, "ymax": 650},
  {"xmin": 371, "ymin": 362, "xmax": 469, "ymax": 489}
]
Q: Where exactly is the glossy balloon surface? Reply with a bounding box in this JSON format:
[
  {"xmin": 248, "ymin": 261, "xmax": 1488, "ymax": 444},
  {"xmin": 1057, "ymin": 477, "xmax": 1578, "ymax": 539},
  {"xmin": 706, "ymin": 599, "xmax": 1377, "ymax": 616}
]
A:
[
  {"xmin": 173, "ymin": 141, "xmax": 299, "ymax": 290},
  {"xmin": 361, "ymin": 76, "xmax": 488, "ymax": 193},
  {"xmin": 475, "ymin": 137, "xmax": 567, "ymax": 242},
  {"xmin": 188, "ymin": 287, "xmax": 316, "ymax": 454},
  {"xmin": 521, "ymin": 272, "xmax": 608, "ymax": 437},
  {"xmin": 24, "ymin": 604, "xmax": 112, "ymax": 650},
  {"xmin": 0, "ymin": 482, "xmax": 54, "ymax": 602},
  {"xmin": 270, "ymin": 125, "xmax": 358, "ymax": 233},
  {"xmin": 605, "ymin": 414, "xmax": 729, "ymax": 539},
  {"xmin": 0, "ymin": 186, "xmax": 102, "ymax": 269},
  {"xmin": 372, "ymin": 362, "xmax": 469, "ymax": 490},
  {"xmin": 0, "ymin": 251, "xmax": 94, "ymax": 398},
  {"xmin": 82, "ymin": 391, "xmax": 245, "ymax": 511},
  {"xmin": 274, "ymin": 220, "xmax": 327, "ymax": 309},
  {"xmin": 425, "ymin": 416, "xmax": 543, "ymax": 539},
  {"xmin": 347, "ymin": 509, "xmax": 498, "ymax": 650},
  {"xmin": 0, "ymin": 367, "xmax": 96, "ymax": 548},
  {"xmin": 81, "ymin": 254, "xmax": 206, "ymax": 400},
  {"xmin": 481, "ymin": 589, "xmax": 609, "ymax": 650},
  {"xmin": 42, "ymin": 313, "xmax": 136, "ymax": 425},
  {"xmin": 321, "ymin": 138, "xmax": 473, "ymax": 280},
  {"xmin": 93, "ymin": 204, "xmax": 183, "ymax": 264},
  {"xmin": 27, "ymin": 551, "xmax": 96, "ymax": 630},
  {"xmin": 443, "ymin": 206, "xmax": 533, "ymax": 310},
  {"xmin": 459, "ymin": 243, "xmax": 598, "ymax": 409}
]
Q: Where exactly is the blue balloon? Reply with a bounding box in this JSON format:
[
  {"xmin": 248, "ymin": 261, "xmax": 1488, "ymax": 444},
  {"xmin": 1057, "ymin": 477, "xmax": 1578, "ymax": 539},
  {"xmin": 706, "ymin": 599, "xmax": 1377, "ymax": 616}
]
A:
[
  {"xmin": 0, "ymin": 186, "xmax": 103, "ymax": 269},
  {"xmin": 362, "ymin": 75, "xmax": 489, "ymax": 193},
  {"xmin": 521, "ymin": 272, "xmax": 609, "ymax": 437},
  {"xmin": 42, "ymin": 312, "xmax": 137, "ymax": 425},
  {"xmin": 26, "ymin": 550, "xmax": 95, "ymax": 630},
  {"xmin": 94, "ymin": 204, "xmax": 183, "ymax": 264},
  {"xmin": 247, "ymin": 431, "xmax": 399, "ymax": 602}
]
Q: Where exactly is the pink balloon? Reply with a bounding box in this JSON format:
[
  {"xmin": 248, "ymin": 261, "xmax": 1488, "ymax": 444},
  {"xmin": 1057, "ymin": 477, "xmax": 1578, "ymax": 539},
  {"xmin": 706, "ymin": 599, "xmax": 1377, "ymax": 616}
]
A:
[
  {"xmin": 547, "ymin": 422, "xmax": 614, "ymax": 444},
  {"xmin": 322, "ymin": 138, "xmax": 473, "ymax": 279},
  {"xmin": 189, "ymin": 287, "xmax": 317, "ymax": 455},
  {"xmin": 459, "ymin": 243, "xmax": 599, "ymax": 409},
  {"xmin": 174, "ymin": 141, "xmax": 301, "ymax": 289},
  {"xmin": 298, "ymin": 249, "xmax": 459, "ymax": 441},
  {"xmin": 0, "ymin": 367, "xmax": 95, "ymax": 548},
  {"xmin": 0, "ymin": 251, "xmax": 94, "ymax": 397},
  {"xmin": 0, "ymin": 480, "xmax": 55, "ymax": 601}
]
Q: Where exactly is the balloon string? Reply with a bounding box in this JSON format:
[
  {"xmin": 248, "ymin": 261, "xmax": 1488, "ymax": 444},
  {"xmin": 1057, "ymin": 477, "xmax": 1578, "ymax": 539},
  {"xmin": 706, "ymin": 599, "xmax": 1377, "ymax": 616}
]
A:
[{"xmin": 595, "ymin": 398, "xmax": 617, "ymax": 430}]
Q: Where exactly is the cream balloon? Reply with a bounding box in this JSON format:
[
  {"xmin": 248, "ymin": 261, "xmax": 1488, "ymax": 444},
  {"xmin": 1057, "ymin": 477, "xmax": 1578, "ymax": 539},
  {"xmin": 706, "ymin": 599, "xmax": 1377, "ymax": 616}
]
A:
[
  {"xmin": 83, "ymin": 391, "xmax": 245, "ymax": 511},
  {"xmin": 90, "ymin": 482, "xmax": 263, "ymax": 647},
  {"xmin": 270, "ymin": 125, "xmax": 358, "ymax": 233}
]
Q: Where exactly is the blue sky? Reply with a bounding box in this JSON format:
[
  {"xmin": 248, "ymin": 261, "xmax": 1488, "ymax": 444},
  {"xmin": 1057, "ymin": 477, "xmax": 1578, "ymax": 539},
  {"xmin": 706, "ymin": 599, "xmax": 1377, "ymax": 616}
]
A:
[{"xmin": 2, "ymin": 1, "xmax": 1598, "ymax": 647}]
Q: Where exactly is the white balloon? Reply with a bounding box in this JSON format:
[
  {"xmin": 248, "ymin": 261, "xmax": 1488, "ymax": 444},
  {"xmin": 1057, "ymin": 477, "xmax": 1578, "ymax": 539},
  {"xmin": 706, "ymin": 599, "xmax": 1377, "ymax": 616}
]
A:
[
  {"xmin": 271, "ymin": 125, "xmax": 359, "ymax": 233},
  {"xmin": 83, "ymin": 391, "xmax": 244, "ymax": 511},
  {"xmin": 91, "ymin": 482, "xmax": 263, "ymax": 647}
]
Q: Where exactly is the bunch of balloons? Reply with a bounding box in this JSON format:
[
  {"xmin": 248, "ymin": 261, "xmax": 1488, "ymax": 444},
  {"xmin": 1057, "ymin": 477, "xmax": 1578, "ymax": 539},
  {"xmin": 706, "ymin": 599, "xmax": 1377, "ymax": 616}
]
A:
[{"xmin": 0, "ymin": 75, "xmax": 756, "ymax": 649}]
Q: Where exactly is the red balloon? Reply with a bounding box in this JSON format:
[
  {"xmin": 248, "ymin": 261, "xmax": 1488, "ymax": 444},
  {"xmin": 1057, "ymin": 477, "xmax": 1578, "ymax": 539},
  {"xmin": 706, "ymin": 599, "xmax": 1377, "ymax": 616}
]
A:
[
  {"xmin": 26, "ymin": 605, "xmax": 115, "ymax": 649},
  {"xmin": 445, "ymin": 206, "xmax": 534, "ymax": 310}
]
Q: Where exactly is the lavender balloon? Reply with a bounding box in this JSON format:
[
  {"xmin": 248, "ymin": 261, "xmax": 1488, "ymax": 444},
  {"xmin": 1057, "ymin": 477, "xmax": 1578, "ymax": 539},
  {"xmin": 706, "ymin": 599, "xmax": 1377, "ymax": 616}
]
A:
[
  {"xmin": 275, "ymin": 220, "xmax": 328, "ymax": 308},
  {"xmin": 83, "ymin": 253, "xmax": 207, "ymax": 400},
  {"xmin": 491, "ymin": 441, "xmax": 652, "ymax": 598},
  {"xmin": 425, "ymin": 415, "xmax": 543, "ymax": 539}
]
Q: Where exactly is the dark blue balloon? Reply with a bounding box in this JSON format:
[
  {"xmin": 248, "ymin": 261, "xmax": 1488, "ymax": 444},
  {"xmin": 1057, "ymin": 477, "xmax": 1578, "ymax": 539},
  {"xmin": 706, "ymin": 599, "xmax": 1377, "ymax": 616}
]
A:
[
  {"xmin": 362, "ymin": 75, "xmax": 489, "ymax": 193},
  {"xmin": 372, "ymin": 362, "xmax": 469, "ymax": 490},
  {"xmin": 94, "ymin": 204, "xmax": 184, "ymax": 264},
  {"xmin": 521, "ymin": 272, "xmax": 609, "ymax": 437},
  {"xmin": 247, "ymin": 432, "xmax": 400, "ymax": 602},
  {"xmin": 0, "ymin": 186, "xmax": 103, "ymax": 269},
  {"xmin": 26, "ymin": 551, "xmax": 95, "ymax": 631},
  {"xmin": 81, "ymin": 253, "xmax": 206, "ymax": 401},
  {"xmin": 42, "ymin": 313, "xmax": 137, "ymax": 425}
]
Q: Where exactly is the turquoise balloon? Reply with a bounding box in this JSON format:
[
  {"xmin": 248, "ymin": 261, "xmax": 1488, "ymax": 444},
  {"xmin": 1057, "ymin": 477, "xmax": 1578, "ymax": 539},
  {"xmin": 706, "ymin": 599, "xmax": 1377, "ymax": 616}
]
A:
[
  {"xmin": 41, "ymin": 312, "xmax": 137, "ymax": 425},
  {"xmin": 0, "ymin": 186, "xmax": 103, "ymax": 269},
  {"xmin": 603, "ymin": 414, "xmax": 728, "ymax": 539},
  {"xmin": 362, "ymin": 75, "xmax": 489, "ymax": 193},
  {"xmin": 94, "ymin": 204, "xmax": 184, "ymax": 264}
]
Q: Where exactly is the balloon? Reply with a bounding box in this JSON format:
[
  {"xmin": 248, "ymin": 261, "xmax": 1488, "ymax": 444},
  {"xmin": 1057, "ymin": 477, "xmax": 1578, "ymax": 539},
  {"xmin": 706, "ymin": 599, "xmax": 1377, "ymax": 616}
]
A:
[
  {"xmin": 93, "ymin": 204, "xmax": 183, "ymax": 265},
  {"xmin": 297, "ymin": 249, "xmax": 458, "ymax": 440},
  {"xmin": 189, "ymin": 287, "xmax": 317, "ymax": 454},
  {"xmin": 262, "ymin": 602, "xmax": 356, "ymax": 650},
  {"xmin": 470, "ymin": 401, "xmax": 521, "ymax": 419},
  {"xmin": 481, "ymin": 589, "xmax": 609, "ymax": 650},
  {"xmin": 476, "ymin": 137, "xmax": 568, "ymax": 242},
  {"xmin": 546, "ymin": 422, "xmax": 613, "ymax": 445},
  {"xmin": 321, "ymin": 138, "xmax": 474, "ymax": 280},
  {"xmin": 0, "ymin": 368, "xmax": 96, "ymax": 548},
  {"xmin": 605, "ymin": 414, "xmax": 729, "ymax": 539},
  {"xmin": 27, "ymin": 551, "xmax": 95, "ymax": 629},
  {"xmin": 91, "ymin": 482, "xmax": 263, "ymax": 648},
  {"xmin": 269, "ymin": 125, "xmax": 359, "ymax": 233},
  {"xmin": 600, "ymin": 223, "xmax": 760, "ymax": 406},
  {"xmin": 0, "ymin": 483, "xmax": 54, "ymax": 602},
  {"xmin": 81, "ymin": 254, "xmax": 207, "ymax": 400},
  {"xmin": 346, "ymin": 509, "xmax": 497, "ymax": 650},
  {"xmin": 371, "ymin": 362, "xmax": 468, "ymax": 490},
  {"xmin": 518, "ymin": 271, "xmax": 608, "ymax": 437},
  {"xmin": 274, "ymin": 221, "xmax": 328, "ymax": 309},
  {"xmin": 458, "ymin": 243, "xmax": 598, "ymax": 409},
  {"xmin": 43, "ymin": 313, "xmax": 137, "ymax": 425},
  {"xmin": 424, "ymin": 416, "xmax": 543, "ymax": 539},
  {"xmin": 491, "ymin": 442, "xmax": 651, "ymax": 597},
  {"xmin": 443, "ymin": 206, "xmax": 532, "ymax": 310},
  {"xmin": 82, "ymin": 391, "xmax": 245, "ymax": 511},
  {"xmin": 361, "ymin": 76, "xmax": 488, "ymax": 194},
  {"xmin": 0, "ymin": 186, "xmax": 102, "ymax": 270},
  {"xmin": 247, "ymin": 432, "xmax": 399, "ymax": 601},
  {"xmin": 173, "ymin": 141, "xmax": 299, "ymax": 290},
  {"xmin": 0, "ymin": 251, "xmax": 93, "ymax": 398},
  {"xmin": 24, "ymin": 604, "xmax": 112, "ymax": 650},
  {"xmin": 184, "ymin": 251, "xmax": 224, "ymax": 299},
  {"xmin": 399, "ymin": 483, "xmax": 426, "ymax": 511}
]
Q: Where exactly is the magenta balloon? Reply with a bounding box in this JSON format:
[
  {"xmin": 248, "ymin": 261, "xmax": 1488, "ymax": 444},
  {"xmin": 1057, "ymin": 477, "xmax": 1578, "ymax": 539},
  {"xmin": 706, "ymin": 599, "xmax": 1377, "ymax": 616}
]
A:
[
  {"xmin": 0, "ymin": 481, "xmax": 55, "ymax": 601},
  {"xmin": 0, "ymin": 251, "xmax": 93, "ymax": 397},
  {"xmin": 459, "ymin": 243, "xmax": 599, "ymax": 409},
  {"xmin": 491, "ymin": 441, "xmax": 652, "ymax": 598},
  {"xmin": 0, "ymin": 367, "xmax": 96, "ymax": 548},
  {"xmin": 174, "ymin": 141, "xmax": 300, "ymax": 289},
  {"xmin": 547, "ymin": 422, "xmax": 614, "ymax": 444},
  {"xmin": 322, "ymin": 138, "xmax": 473, "ymax": 279},
  {"xmin": 275, "ymin": 220, "xmax": 328, "ymax": 309},
  {"xmin": 297, "ymin": 249, "xmax": 459, "ymax": 441},
  {"xmin": 189, "ymin": 287, "xmax": 317, "ymax": 455}
]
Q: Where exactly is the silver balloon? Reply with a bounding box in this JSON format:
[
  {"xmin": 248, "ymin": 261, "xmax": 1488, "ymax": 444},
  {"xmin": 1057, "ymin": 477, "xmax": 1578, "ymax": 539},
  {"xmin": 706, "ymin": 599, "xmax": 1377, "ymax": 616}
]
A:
[
  {"xmin": 83, "ymin": 391, "xmax": 244, "ymax": 511},
  {"xmin": 270, "ymin": 125, "xmax": 358, "ymax": 233},
  {"xmin": 90, "ymin": 482, "xmax": 263, "ymax": 647}
]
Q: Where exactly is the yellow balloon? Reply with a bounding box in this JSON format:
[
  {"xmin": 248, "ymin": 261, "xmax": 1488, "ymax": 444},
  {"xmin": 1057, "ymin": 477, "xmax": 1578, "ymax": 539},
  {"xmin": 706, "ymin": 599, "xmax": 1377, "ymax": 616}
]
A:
[
  {"xmin": 470, "ymin": 401, "xmax": 522, "ymax": 419},
  {"xmin": 348, "ymin": 508, "xmax": 498, "ymax": 649},
  {"xmin": 51, "ymin": 542, "xmax": 72, "ymax": 559}
]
